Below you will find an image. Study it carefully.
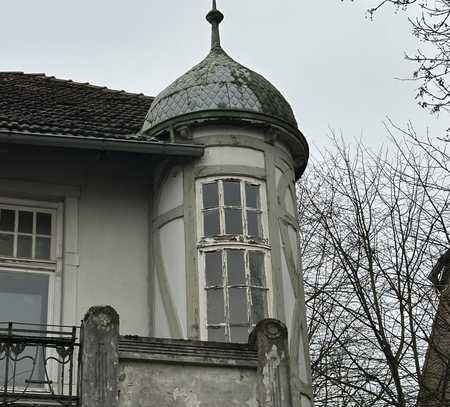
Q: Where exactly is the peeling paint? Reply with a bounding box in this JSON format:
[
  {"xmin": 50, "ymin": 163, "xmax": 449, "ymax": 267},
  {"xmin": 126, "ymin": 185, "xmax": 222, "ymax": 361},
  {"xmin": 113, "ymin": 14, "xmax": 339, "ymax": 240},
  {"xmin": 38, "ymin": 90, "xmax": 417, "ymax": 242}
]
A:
[
  {"xmin": 118, "ymin": 362, "xmax": 257, "ymax": 407},
  {"xmin": 173, "ymin": 388, "xmax": 201, "ymax": 407},
  {"xmin": 263, "ymin": 344, "xmax": 283, "ymax": 405}
]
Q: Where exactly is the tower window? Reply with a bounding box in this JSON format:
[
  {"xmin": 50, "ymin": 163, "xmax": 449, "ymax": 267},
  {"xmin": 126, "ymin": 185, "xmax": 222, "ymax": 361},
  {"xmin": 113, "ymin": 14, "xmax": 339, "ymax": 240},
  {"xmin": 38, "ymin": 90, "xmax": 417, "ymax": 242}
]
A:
[
  {"xmin": 201, "ymin": 179, "xmax": 263, "ymax": 239},
  {"xmin": 197, "ymin": 176, "xmax": 271, "ymax": 343},
  {"xmin": 203, "ymin": 249, "xmax": 268, "ymax": 343}
]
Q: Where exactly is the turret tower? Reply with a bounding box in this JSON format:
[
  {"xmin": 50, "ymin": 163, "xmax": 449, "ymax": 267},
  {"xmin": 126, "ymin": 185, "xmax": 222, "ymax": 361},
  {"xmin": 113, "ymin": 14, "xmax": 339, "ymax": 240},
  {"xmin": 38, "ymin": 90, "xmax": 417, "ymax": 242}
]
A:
[{"xmin": 144, "ymin": 3, "xmax": 312, "ymax": 406}]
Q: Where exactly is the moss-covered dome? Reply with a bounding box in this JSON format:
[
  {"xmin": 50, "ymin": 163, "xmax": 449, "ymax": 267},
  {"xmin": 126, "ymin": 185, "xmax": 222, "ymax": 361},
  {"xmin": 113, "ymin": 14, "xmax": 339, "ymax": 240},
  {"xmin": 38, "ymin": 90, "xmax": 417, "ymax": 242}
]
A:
[
  {"xmin": 141, "ymin": 2, "xmax": 298, "ymax": 136},
  {"xmin": 142, "ymin": 46, "xmax": 297, "ymax": 133}
]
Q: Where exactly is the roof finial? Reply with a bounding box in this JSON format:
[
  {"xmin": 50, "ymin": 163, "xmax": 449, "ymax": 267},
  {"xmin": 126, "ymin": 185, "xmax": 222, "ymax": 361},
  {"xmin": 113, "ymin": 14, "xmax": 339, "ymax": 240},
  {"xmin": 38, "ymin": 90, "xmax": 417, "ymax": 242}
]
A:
[{"xmin": 206, "ymin": 0, "xmax": 224, "ymax": 51}]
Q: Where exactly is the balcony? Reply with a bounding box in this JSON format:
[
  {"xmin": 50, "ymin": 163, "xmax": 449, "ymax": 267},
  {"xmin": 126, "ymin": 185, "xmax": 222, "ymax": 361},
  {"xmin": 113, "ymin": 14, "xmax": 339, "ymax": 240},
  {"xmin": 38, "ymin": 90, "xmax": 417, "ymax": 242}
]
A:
[{"xmin": 0, "ymin": 322, "xmax": 79, "ymax": 407}]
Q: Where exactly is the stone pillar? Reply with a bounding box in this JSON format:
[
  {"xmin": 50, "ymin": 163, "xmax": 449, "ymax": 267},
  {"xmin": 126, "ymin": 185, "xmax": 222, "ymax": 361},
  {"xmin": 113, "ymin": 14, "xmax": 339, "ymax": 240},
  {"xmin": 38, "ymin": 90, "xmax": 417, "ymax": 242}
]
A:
[
  {"xmin": 80, "ymin": 306, "xmax": 120, "ymax": 407},
  {"xmin": 250, "ymin": 319, "xmax": 293, "ymax": 407}
]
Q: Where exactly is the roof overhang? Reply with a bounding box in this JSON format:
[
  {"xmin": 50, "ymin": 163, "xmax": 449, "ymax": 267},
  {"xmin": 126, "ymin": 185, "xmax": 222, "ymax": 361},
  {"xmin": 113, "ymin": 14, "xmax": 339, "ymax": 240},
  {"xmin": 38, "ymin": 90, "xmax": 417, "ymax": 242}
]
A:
[{"xmin": 0, "ymin": 130, "xmax": 204, "ymax": 157}]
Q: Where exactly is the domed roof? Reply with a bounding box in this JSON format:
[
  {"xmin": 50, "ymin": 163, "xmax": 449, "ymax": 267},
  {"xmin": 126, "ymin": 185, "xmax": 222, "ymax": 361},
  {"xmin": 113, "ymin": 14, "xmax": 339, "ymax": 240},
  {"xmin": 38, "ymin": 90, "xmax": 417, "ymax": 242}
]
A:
[{"xmin": 142, "ymin": 2, "xmax": 298, "ymax": 135}]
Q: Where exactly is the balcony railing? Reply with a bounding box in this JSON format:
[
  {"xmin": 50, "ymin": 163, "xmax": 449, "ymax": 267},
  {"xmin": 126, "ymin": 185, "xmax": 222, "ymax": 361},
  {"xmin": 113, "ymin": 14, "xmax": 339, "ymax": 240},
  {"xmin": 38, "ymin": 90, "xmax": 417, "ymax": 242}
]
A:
[{"xmin": 0, "ymin": 322, "xmax": 79, "ymax": 406}]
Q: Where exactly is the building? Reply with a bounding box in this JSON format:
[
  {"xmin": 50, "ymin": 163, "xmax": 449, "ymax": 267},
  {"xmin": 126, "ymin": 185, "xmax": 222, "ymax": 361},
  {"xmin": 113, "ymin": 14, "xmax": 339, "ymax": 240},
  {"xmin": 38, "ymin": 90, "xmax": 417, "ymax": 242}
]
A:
[
  {"xmin": 0, "ymin": 2, "xmax": 312, "ymax": 406},
  {"xmin": 418, "ymin": 249, "xmax": 450, "ymax": 406}
]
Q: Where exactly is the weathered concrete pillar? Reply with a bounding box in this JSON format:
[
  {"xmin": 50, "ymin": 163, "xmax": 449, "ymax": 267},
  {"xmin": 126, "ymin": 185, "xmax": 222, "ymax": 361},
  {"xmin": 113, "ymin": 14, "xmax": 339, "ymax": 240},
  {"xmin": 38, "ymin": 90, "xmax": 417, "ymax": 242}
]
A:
[
  {"xmin": 80, "ymin": 306, "xmax": 119, "ymax": 407},
  {"xmin": 250, "ymin": 319, "xmax": 293, "ymax": 407}
]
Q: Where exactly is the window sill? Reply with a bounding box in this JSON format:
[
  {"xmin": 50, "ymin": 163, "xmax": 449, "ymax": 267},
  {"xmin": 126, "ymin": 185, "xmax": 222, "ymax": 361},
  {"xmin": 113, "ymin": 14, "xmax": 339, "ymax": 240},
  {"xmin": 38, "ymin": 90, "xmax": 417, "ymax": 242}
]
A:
[
  {"xmin": 0, "ymin": 256, "xmax": 57, "ymax": 272},
  {"xmin": 198, "ymin": 235, "xmax": 270, "ymax": 250}
]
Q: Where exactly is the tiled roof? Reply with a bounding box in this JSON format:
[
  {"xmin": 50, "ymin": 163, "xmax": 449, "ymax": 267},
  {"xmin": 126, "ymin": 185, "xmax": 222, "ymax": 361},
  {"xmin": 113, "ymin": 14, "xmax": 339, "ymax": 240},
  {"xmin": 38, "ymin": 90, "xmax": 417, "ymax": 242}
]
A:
[
  {"xmin": 0, "ymin": 72, "xmax": 154, "ymax": 139},
  {"xmin": 143, "ymin": 47, "xmax": 297, "ymax": 134}
]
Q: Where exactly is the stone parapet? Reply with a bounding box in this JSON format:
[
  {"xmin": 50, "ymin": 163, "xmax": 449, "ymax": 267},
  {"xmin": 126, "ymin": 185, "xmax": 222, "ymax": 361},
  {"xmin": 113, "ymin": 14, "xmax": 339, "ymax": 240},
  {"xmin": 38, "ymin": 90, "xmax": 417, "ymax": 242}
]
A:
[{"xmin": 79, "ymin": 308, "xmax": 294, "ymax": 407}]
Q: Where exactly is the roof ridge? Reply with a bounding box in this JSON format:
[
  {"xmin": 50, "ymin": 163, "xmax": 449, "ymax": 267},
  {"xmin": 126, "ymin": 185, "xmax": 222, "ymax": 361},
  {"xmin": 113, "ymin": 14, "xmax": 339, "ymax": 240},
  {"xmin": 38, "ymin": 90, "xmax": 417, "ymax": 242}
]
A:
[{"xmin": 0, "ymin": 71, "xmax": 153, "ymax": 99}]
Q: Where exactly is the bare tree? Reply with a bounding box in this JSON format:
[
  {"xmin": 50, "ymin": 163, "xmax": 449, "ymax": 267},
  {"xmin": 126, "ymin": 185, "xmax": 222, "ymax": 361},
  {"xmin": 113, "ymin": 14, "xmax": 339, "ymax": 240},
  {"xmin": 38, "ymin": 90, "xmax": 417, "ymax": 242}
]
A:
[
  {"xmin": 346, "ymin": 0, "xmax": 450, "ymax": 114},
  {"xmin": 299, "ymin": 135, "xmax": 449, "ymax": 406}
]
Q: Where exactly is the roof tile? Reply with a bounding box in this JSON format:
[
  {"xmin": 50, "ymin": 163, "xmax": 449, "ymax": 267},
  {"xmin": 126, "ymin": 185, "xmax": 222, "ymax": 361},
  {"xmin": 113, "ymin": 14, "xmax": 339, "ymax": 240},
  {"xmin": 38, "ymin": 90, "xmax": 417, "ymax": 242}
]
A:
[{"xmin": 0, "ymin": 72, "xmax": 154, "ymax": 139}]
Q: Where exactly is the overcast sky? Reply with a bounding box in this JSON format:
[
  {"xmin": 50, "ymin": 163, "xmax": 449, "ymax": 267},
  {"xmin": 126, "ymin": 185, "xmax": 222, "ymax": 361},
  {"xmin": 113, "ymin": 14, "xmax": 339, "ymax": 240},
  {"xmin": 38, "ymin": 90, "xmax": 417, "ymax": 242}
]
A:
[{"xmin": 1, "ymin": 0, "xmax": 447, "ymax": 152}]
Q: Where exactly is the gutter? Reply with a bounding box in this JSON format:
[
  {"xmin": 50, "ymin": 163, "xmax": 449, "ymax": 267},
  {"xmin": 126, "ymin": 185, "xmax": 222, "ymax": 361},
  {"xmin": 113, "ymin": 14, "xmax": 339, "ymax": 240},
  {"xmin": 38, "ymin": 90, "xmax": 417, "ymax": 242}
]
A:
[{"xmin": 0, "ymin": 130, "xmax": 204, "ymax": 157}]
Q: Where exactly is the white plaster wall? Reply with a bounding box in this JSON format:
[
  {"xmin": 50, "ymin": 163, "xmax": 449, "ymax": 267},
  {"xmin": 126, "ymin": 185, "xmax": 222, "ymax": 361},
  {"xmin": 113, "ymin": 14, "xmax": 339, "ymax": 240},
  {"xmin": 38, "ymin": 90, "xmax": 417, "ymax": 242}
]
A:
[
  {"xmin": 280, "ymin": 239, "xmax": 295, "ymax": 333},
  {"xmin": 78, "ymin": 176, "xmax": 150, "ymax": 336},
  {"xmin": 194, "ymin": 124, "xmax": 266, "ymax": 142},
  {"xmin": 158, "ymin": 218, "xmax": 187, "ymax": 337},
  {"xmin": 285, "ymin": 188, "xmax": 296, "ymax": 218},
  {"xmin": 275, "ymin": 166, "xmax": 283, "ymax": 189},
  {"xmin": 152, "ymin": 162, "xmax": 186, "ymax": 338},
  {"xmin": 157, "ymin": 166, "xmax": 183, "ymax": 216},
  {"xmin": 298, "ymin": 329, "xmax": 309, "ymax": 383},
  {"xmin": 288, "ymin": 225, "xmax": 298, "ymax": 264},
  {"xmin": 0, "ymin": 149, "xmax": 153, "ymax": 336},
  {"xmin": 199, "ymin": 146, "xmax": 265, "ymax": 168},
  {"xmin": 154, "ymin": 270, "xmax": 171, "ymax": 338}
]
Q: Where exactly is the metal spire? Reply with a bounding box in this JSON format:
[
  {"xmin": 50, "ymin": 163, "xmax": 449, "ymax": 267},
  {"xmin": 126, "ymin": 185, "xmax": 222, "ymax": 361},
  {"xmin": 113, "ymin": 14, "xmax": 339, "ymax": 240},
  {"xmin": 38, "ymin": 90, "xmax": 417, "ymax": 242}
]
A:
[{"xmin": 206, "ymin": 0, "xmax": 224, "ymax": 50}]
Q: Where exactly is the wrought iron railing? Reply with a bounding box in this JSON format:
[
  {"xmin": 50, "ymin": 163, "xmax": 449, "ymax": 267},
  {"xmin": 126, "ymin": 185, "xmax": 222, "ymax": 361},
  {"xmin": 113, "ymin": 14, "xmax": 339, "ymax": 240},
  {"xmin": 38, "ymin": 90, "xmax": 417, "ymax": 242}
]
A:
[{"xmin": 0, "ymin": 322, "xmax": 79, "ymax": 406}]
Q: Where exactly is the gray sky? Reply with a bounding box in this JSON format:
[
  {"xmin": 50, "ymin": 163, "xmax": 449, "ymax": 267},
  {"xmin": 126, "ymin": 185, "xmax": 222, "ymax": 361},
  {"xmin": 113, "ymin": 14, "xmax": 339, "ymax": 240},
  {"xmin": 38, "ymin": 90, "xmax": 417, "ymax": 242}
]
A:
[{"xmin": 1, "ymin": 0, "xmax": 447, "ymax": 152}]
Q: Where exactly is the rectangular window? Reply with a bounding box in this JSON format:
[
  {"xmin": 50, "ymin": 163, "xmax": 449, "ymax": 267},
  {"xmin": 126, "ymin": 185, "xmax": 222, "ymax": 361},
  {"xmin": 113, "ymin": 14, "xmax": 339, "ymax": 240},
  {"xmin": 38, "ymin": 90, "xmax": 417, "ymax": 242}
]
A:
[
  {"xmin": 0, "ymin": 200, "xmax": 60, "ymax": 326},
  {"xmin": 0, "ymin": 206, "xmax": 55, "ymax": 261},
  {"xmin": 0, "ymin": 271, "xmax": 49, "ymax": 325},
  {"xmin": 0, "ymin": 199, "xmax": 60, "ymax": 389},
  {"xmin": 201, "ymin": 180, "xmax": 263, "ymax": 239},
  {"xmin": 198, "ymin": 177, "xmax": 270, "ymax": 343},
  {"xmin": 0, "ymin": 271, "xmax": 50, "ymax": 388},
  {"xmin": 204, "ymin": 249, "xmax": 268, "ymax": 343}
]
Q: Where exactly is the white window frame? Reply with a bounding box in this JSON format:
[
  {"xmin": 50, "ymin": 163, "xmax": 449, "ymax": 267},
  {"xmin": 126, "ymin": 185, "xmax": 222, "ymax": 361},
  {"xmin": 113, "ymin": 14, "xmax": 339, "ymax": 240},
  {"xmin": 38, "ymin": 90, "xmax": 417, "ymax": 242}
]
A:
[
  {"xmin": 0, "ymin": 197, "xmax": 64, "ymax": 325},
  {"xmin": 198, "ymin": 245, "xmax": 273, "ymax": 342},
  {"xmin": 196, "ymin": 176, "xmax": 273, "ymax": 342},
  {"xmin": 0, "ymin": 197, "xmax": 64, "ymax": 391},
  {"xmin": 198, "ymin": 177, "xmax": 270, "ymax": 244}
]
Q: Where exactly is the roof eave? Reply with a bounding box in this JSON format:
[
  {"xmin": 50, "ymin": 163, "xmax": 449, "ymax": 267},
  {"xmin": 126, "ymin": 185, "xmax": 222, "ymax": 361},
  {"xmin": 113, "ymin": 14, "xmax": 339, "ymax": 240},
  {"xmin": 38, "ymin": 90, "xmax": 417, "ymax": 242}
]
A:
[{"xmin": 0, "ymin": 129, "xmax": 204, "ymax": 157}]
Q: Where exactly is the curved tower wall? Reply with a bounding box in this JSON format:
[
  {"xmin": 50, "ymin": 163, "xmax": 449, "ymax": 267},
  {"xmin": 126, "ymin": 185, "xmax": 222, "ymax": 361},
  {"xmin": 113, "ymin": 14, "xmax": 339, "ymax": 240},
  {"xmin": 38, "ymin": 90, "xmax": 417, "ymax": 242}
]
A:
[
  {"xmin": 151, "ymin": 163, "xmax": 187, "ymax": 339},
  {"xmin": 150, "ymin": 124, "xmax": 312, "ymax": 407}
]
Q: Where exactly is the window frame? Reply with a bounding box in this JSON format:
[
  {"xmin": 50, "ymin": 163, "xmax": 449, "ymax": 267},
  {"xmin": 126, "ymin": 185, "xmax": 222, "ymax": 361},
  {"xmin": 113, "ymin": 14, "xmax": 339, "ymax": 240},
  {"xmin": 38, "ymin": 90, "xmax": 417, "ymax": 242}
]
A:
[
  {"xmin": 0, "ymin": 197, "xmax": 64, "ymax": 390},
  {"xmin": 196, "ymin": 176, "xmax": 273, "ymax": 343},
  {"xmin": 0, "ymin": 197, "xmax": 63, "ymax": 323},
  {"xmin": 198, "ymin": 177, "xmax": 269, "ymax": 245},
  {"xmin": 198, "ymin": 245, "xmax": 273, "ymax": 342},
  {"xmin": 0, "ymin": 201, "xmax": 57, "ymax": 265}
]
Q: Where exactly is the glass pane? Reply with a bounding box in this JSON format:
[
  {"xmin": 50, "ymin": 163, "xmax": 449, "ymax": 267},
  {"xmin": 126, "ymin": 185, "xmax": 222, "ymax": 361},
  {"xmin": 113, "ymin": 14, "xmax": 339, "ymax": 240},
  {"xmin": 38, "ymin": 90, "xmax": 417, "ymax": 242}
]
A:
[
  {"xmin": 208, "ymin": 326, "xmax": 226, "ymax": 342},
  {"xmin": 223, "ymin": 181, "xmax": 241, "ymax": 206},
  {"xmin": 230, "ymin": 326, "xmax": 250, "ymax": 343},
  {"xmin": 17, "ymin": 235, "xmax": 32, "ymax": 258},
  {"xmin": 18, "ymin": 211, "xmax": 33, "ymax": 234},
  {"xmin": 35, "ymin": 237, "xmax": 51, "ymax": 260},
  {"xmin": 202, "ymin": 182, "xmax": 219, "ymax": 209},
  {"xmin": 227, "ymin": 250, "xmax": 245, "ymax": 285},
  {"xmin": 206, "ymin": 251, "xmax": 223, "ymax": 286},
  {"xmin": 0, "ymin": 209, "xmax": 15, "ymax": 232},
  {"xmin": 249, "ymin": 252, "xmax": 265, "ymax": 286},
  {"xmin": 0, "ymin": 271, "xmax": 49, "ymax": 325},
  {"xmin": 251, "ymin": 288, "xmax": 267, "ymax": 323},
  {"xmin": 0, "ymin": 271, "xmax": 49, "ymax": 387},
  {"xmin": 247, "ymin": 211, "xmax": 262, "ymax": 237},
  {"xmin": 0, "ymin": 234, "xmax": 13, "ymax": 257},
  {"xmin": 229, "ymin": 288, "xmax": 248, "ymax": 324},
  {"xmin": 225, "ymin": 209, "xmax": 242, "ymax": 234},
  {"xmin": 204, "ymin": 209, "xmax": 220, "ymax": 236},
  {"xmin": 245, "ymin": 184, "xmax": 260, "ymax": 209},
  {"xmin": 36, "ymin": 213, "xmax": 52, "ymax": 236},
  {"xmin": 207, "ymin": 289, "xmax": 224, "ymax": 324}
]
